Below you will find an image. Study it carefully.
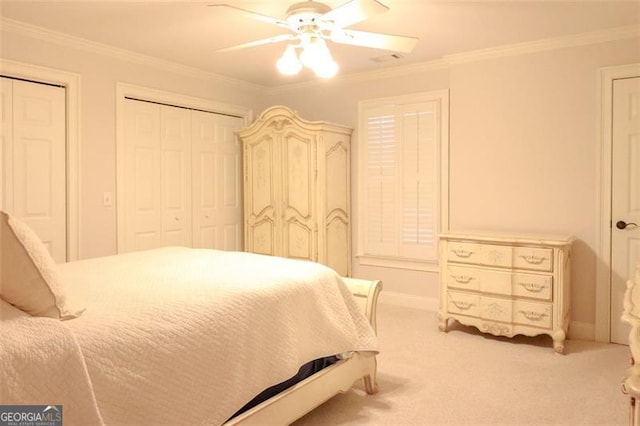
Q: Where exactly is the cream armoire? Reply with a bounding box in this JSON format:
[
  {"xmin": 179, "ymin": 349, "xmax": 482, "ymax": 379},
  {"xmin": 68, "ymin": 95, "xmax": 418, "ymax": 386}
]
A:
[{"xmin": 238, "ymin": 106, "xmax": 352, "ymax": 276}]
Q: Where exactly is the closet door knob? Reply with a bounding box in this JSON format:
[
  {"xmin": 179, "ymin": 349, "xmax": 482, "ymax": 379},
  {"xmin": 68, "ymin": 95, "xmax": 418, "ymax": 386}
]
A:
[{"xmin": 616, "ymin": 220, "xmax": 638, "ymax": 230}]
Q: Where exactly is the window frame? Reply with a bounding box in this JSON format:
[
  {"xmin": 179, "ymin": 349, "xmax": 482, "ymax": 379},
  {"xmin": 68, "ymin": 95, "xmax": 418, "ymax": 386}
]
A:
[{"xmin": 356, "ymin": 90, "xmax": 449, "ymax": 271}]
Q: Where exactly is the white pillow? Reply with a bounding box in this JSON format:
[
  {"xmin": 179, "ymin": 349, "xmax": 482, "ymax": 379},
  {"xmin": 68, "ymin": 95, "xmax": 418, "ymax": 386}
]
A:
[{"xmin": 0, "ymin": 211, "xmax": 83, "ymax": 319}]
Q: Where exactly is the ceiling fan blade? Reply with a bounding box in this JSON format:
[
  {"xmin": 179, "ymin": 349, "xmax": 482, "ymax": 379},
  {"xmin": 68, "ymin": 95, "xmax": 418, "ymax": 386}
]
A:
[
  {"xmin": 319, "ymin": 0, "xmax": 388, "ymax": 29},
  {"xmin": 330, "ymin": 29, "xmax": 418, "ymax": 53},
  {"xmin": 208, "ymin": 4, "xmax": 289, "ymax": 28},
  {"xmin": 217, "ymin": 34, "xmax": 297, "ymax": 53}
]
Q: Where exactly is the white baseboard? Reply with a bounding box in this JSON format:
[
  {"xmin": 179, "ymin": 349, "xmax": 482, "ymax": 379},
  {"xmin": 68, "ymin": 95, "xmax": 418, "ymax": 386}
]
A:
[{"xmin": 379, "ymin": 291, "xmax": 596, "ymax": 342}]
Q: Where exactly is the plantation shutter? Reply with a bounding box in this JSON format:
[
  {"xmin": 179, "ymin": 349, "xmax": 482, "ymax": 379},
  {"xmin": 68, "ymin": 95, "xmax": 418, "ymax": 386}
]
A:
[
  {"xmin": 361, "ymin": 99, "xmax": 441, "ymax": 262},
  {"xmin": 400, "ymin": 102, "xmax": 438, "ymax": 260},
  {"xmin": 363, "ymin": 105, "xmax": 397, "ymax": 256}
]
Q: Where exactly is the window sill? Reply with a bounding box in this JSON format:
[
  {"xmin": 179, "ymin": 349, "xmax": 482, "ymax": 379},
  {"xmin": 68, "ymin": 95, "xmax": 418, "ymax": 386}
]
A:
[{"xmin": 356, "ymin": 254, "xmax": 439, "ymax": 272}]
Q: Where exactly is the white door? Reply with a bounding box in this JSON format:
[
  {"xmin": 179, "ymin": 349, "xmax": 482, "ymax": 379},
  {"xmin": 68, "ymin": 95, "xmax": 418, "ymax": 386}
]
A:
[
  {"xmin": 122, "ymin": 99, "xmax": 162, "ymax": 251},
  {"xmin": 1, "ymin": 78, "xmax": 66, "ymax": 262},
  {"xmin": 122, "ymin": 100, "xmax": 192, "ymax": 251},
  {"xmin": 611, "ymin": 76, "xmax": 640, "ymax": 344},
  {"xmin": 160, "ymin": 105, "xmax": 192, "ymax": 247},
  {"xmin": 192, "ymin": 111, "xmax": 242, "ymax": 250}
]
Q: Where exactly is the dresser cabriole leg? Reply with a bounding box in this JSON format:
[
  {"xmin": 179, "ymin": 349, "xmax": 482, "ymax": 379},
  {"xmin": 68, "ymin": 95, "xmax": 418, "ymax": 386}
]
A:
[
  {"xmin": 552, "ymin": 330, "xmax": 566, "ymax": 354},
  {"xmin": 438, "ymin": 313, "xmax": 449, "ymax": 332}
]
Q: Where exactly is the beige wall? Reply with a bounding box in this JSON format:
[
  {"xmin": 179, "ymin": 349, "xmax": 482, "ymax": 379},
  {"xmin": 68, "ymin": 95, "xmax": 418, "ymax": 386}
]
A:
[
  {"xmin": 1, "ymin": 30, "xmax": 267, "ymax": 259},
  {"xmin": 2, "ymin": 23, "xmax": 640, "ymax": 334},
  {"xmin": 266, "ymin": 37, "xmax": 640, "ymax": 332}
]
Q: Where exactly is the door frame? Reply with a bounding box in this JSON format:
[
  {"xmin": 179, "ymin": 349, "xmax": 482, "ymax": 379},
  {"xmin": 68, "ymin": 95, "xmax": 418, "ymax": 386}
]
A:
[
  {"xmin": 595, "ymin": 63, "xmax": 640, "ymax": 342},
  {"xmin": 0, "ymin": 59, "xmax": 81, "ymax": 261}
]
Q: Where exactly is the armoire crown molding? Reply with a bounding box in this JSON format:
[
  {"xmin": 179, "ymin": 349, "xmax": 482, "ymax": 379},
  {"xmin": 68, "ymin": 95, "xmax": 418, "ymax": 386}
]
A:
[{"xmin": 0, "ymin": 17, "xmax": 266, "ymax": 93}]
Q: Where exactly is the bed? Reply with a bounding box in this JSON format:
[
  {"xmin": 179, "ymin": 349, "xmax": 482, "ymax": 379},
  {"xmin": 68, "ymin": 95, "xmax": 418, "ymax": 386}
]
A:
[{"xmin": 0, "ymin": 211, "xmax": 381, "ymax": 425}]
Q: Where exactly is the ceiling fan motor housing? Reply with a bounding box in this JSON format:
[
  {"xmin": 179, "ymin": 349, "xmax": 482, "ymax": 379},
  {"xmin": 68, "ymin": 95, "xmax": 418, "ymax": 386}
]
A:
[{"xmin": 285, "ymin": 1, "xmax": 332, "ymax": 29}]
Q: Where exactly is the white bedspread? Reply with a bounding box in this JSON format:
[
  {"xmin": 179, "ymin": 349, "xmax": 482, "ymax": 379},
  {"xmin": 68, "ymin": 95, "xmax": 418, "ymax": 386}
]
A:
[
  {"xmin": 56, "ymin": 247, "xmax": 378, "ymax": 425},
  {"xmin": 0, "ymin": 300, "xmax": 104, "ymax": 425}
]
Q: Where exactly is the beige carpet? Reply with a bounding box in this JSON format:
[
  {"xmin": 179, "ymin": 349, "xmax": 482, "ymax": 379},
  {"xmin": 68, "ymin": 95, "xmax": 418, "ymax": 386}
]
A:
[{"xmin": 294, "ymin": 303, "xmax": 629, "ymax": 425}]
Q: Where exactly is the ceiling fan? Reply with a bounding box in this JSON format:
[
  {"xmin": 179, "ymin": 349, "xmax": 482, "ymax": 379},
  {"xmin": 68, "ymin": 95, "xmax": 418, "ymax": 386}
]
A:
[{"xmin": 210, "ymin": 0, "xmax": 418, "ymax": 78}]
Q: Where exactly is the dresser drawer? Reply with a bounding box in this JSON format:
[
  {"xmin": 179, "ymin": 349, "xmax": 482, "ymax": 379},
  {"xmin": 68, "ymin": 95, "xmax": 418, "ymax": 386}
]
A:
[
  {"xmin": 513, "ymin": 246, "xmax": 553, "ymax": 272},
  {"xmin": 446, "ymin": 266, "xmax": 552, "ymax": 301},
  {"xmin": 447, "ymin": 242, "xmax": 553, "ymax": 272},
  {"xmin": 447, "ymin": 291, "xmax": 480, "ymax": 317},
  {"xmin": 480, "ymin": 295, "xmax": 552, "ymax": 329},
  {"xmin": 513, "ymin": 299, "xmax": 553, "ymax": 329},
  {"xmin": 511, "ymin": 273, "xmax": 552, "ymax": 300},
  {"xmin": 447, "ymin": 242, "xmax": 510, "ymax": 267},
  {"xmin": 448, "ymin": 291, "xmax": 553, "ymax": 330}
]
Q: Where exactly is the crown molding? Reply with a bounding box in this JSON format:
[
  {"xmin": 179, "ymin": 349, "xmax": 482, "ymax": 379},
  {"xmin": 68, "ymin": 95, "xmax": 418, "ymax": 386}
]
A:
[
  {"xmin": 269, "ymin": 24, "xmax": 640, "ymax": 93},
  {"xmin": 443, "ymin": 24, "xmax": 640, "ymax": 64},
  {"xmin": 2, "ymin": 16, "xmax": 638, "ymax": 94},
  {"xmin": 0, "ymin": 17, "xmax": 267, "ymax": 92}
]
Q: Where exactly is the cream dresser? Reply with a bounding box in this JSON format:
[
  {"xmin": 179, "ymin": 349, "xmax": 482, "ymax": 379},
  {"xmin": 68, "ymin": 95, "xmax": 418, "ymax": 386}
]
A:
[
  {"xmin": 438, "ymin": 232, "xmax": 574, "ymax": 353},
  {"xmin": 238, "ymin": 106, "xmax": 352, "ymax": 276}
]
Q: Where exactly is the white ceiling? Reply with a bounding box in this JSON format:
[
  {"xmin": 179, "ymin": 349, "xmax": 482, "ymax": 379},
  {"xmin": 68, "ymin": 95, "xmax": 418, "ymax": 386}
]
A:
[{"xmin": 1, "ymin": 0, "xmax": 639, "ymax": 87}]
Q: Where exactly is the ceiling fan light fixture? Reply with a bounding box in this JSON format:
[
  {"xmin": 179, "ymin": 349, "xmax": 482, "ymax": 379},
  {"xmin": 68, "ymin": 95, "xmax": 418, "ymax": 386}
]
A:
[
  {"xmin": 299, "ymin": 37, "xmax": 329, "ymax": 69},
  {"xmin": 312, "ymin": 58, "xmax": 339, "ymax": 78},
  {"xmin": 277, "ymin": 45, "xmax": 303, "ymax": 75}
]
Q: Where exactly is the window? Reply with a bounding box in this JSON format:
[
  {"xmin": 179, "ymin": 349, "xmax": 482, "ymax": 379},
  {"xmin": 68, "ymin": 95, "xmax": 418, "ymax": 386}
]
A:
[{"xmin": 357, "ymin": 91, "xmax": 449, "ymax": 270}]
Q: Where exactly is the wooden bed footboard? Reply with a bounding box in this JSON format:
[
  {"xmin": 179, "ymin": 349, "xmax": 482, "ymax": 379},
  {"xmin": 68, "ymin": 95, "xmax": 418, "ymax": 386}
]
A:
[{"xmin": 227, "ymin": 277, "xmax": 382, "ymax": 425}]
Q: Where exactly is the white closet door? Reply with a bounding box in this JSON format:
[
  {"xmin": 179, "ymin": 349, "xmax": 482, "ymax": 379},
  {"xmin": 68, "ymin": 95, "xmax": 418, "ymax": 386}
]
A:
[
  {"xmin": 192, "ymin": 111, "xmax": 242, "ymax": 250},
  {"xmin": 122, "ymin": 100, "xmax": 193, "ymax": 251},
  {"xmin": 1, "ymin": 78, "xmax": 66, "ymax": 262},
  {"xmin": 123, "ymin": 99, "xmax": 162, "ymax": 251},
  {"xmin": 160, "ymin": 105, "xmax": 192, "ymax": 247},
  {"xmin": 0, "ymin": 79, "xmax": 12, "ymax": 213}
]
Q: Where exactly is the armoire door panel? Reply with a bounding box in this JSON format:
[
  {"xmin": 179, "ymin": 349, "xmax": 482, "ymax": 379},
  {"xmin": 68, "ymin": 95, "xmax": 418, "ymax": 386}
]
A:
[
  {"xmin": 252, "ymin": 217, "xmax": 276, "ymax": 255},
  {"xmin": 283, "ymin": 131, "xmax": 313, "ymax": 219},
  {"xmin": 325, "ymin": 140, "xmax": 349, "ymax": 217},
  {"xmin": 284, "ymin": 219, "xmax": 314, "ymax": 261},
  {"xmin": 325, "ymin": 217, "xmax": 349, "ymax": 275},
  {"xmin": 248, "ymin": 137, "xmax": 276, "ymax": 218}
]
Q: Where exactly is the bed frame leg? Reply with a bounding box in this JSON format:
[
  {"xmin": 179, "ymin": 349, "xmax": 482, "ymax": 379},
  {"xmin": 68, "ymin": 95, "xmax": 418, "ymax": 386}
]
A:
[
  {"xmin": 363, "ymin": 356, "xmax": 379, "ymax": 394},
  {"xmin": 363, "ymin": 374, "xmax": 379, "ymax": 394}
]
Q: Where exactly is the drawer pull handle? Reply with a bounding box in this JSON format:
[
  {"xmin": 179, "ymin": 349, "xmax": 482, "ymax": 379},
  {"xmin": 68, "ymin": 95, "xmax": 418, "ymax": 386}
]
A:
[
  {"xmin": 452, "ymin": 249, "xmax": 473, "ymax": 258},
  {"xmin": 452, "ymin": 275, "xmax": 474, "ymax": 284},
  {"xmin": 520, "ymin": 310, "xmax": 546, "ymax": 321},
  {"xmin": 519, "ymin": 282, "xmax": 546, "ymax": 293},
  {"xmin": 519, "ymin": 255, "xmax": 546, "ymax": 265},
  {"xmin": 452, "ymin": 301, "xmax": 474, "ymax": 311}
]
